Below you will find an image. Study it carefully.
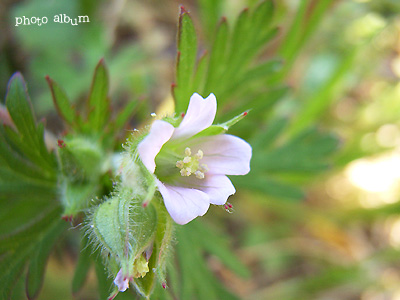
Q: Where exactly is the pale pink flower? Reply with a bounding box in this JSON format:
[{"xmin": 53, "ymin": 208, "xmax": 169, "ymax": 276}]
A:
[
  {"xmin": 138, "ymin": 93, "xmax": 252, "ymax": 225},
  {"xmin": 114, "ymin": 269, "xmax": 129, "ymax": 292}
]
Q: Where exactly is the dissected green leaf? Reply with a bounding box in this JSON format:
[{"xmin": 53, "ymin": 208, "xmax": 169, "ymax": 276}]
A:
[
  {"xmin": 235, "ymin": 175, "xmax": 304, "ymax": 200},
  {"xmin": 4, "ymin": 73, "xmax": 56, "ymax": 173},
  {"xmin": 94, "ymin": 259, "xmax": 113, "ymax": 300},
  {"xmin": 26, "ymin": 220, "xmax": 66, "ymax": 300},
  {"xmin": 174, "ymin": 7, "xmax": 198, "ymax": 113},
  {"xmin": 198, "ymin": 0, "xmax": 223, "ymax": 40},
  {"xmin": 5, "ymin": 73, "xmax": 38, "ymax": 150},
  {"xmin": 175, "ymin": 222, "xmax": 240, "ymax": 300},
  {"xmin": 87, "ymin": 59, "xmax": 110, "ymax": 132},
  {"xmin": 191, "ymin": 221, "xmax": 250, "ymax": 278},
  {"xmin": 46, "ymin": 75, "xmax": 77, "ymax": 127},
  {"xmin": 72, "ymin": 235, "xmax": 92, "ymax": 294},
  {"xmin": 286, "ymin": 48, "xmax": 358, "ymax": 136},
  {"xmin": 0, "ymin": 204, "xmax": 62, "ymax": 300},
  {"xmin": 204, "ymin": 18, "xmax": 229, "ymax": 95},
  {"xmin": 113, "ymin": 100, "xmax": 137, "ymax": 132}
]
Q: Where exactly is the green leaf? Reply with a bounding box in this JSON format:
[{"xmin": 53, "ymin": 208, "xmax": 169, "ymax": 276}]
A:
[
  {"xmin": 175, "ymin": 223, "xmax": 240, "ymax": 300},
  {"xmin": 198, "ymin": 0, "xmax": 223, "ymax": 40},
  {"xmin": 234, "ymin": 175, "xmax": 304, "ymax": 200},
  {"xmin": 251, "ymin": 0, "xmax": 275, "ymax": 42},
  {"xmin": 226, "ymin": 8, "xmax": 251, "ymax": 76},
  {"xmin": 3, "ymin": 73, "xmax": 56, "ymax": 174},
  {"xmin": 113, "ymin": 100, "xmax": 137, "ymax": 132},
  {"xmin": 94, "ymin": 259, "xmax": 113, "ymax": 300},
  {"xmin": 46, "ymin": 75, "xmax": 77, "ymax": 127},
  {"xmin": 5, "ymin": 73, "xmax": 38, "ymax": 151},
  {"xmin": 0, "ymin": 204, "xmax": 63, "ymax": 299},
  {"xmin": 251, "ymin": 118, "xmax": 288, "ymax": 149},
  {"xmin": 0, "ymin": 255, "xmax": 26, "ymax": 300},
  {"xmin": 87, "ymin": 59, "xmax": 110, "ymax": 132},
  {"xmin": 72, "ymin": 235, "xmax": 92, "ymax": 294},
  {"xmin": 26, "ymin": 220, "xmax": 66, "ymax": 300},
  {"xmin": 174, "ymin": 7, "xmax": 198, "ymax": 112},
  {"xmin": 192, "ymin": 221, "xmax": 250, "ymax": 278},
  {"xmin": 286, "ymin": 48, "xmax": 358, "ymax": 136},
  {"xmin": 204, "ymin": 18, "xmax": 229, "ymax": 95},
  {"xmin": 192, "ymin": 51, "xmax": 208, "ymax": 94},
  {"xmin": 278, "ymin": 0, "xmax": 308, "ymax": 61}
]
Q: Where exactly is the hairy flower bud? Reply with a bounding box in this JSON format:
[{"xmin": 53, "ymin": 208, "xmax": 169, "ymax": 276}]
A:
[{"xmin": 57, "ymin": 136, "xmax": 106, "ymax": 218}]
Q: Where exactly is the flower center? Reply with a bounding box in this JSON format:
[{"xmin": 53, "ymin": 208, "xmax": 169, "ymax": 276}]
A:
[{"xmin": 176, "ymin": 147, "xmax": 209, "ymax": 179}]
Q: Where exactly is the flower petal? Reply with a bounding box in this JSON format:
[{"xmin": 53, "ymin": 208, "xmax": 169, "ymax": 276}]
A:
[
  {"xmin": 156, "ymin": 179, "xmax": 210, "ymax": 225},
  {"xmin": 138, "ymin": 120, "xmax": 175, "ymax": 173},
  {"xmin": 189, "ymin": 134, "xmax": 252, "ymax": 175},
  {"xmin": 114, "ymin": 269, "xmax": 129, "ymax": 292},
  {"xmin": 182, "ymin": 174, "xmax": 235, "ymax": 205},
  {"xmin": 172, "ymin": 93, "xmax": 217, "ymax": 139}
]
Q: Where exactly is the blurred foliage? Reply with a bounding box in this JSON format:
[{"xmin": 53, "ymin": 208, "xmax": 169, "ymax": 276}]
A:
[{"xmin": 1, "ymin": 0, "xmax": 400, "ymax": 300}]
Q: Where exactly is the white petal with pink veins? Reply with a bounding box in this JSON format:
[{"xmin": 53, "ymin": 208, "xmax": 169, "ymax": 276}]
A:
[
  {"xmin": 182, "ymin": 174, "xmax": 236, "ymax": 205},
  {"xmin": 172, "ymin": 93, "xmax": 217, "ymax": 139},
  {"xmin": 114, "ymin": 269, "xmax": 129, "ymax": 292},
  {"xmin": 190, "ymin": 134, "xmax": 252, "ymax": 175},
  {"xmin": 156, "ymin": 179, "xmax": 210, "ymax": 225},
  {"xmin": 138, "ymin": 120, "xmax": 175, "ymax": 173}
]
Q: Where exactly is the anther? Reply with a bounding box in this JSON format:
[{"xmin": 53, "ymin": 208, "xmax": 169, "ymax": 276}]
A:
[
  {"xmin": 195, "ymin": 150, "xmax": 203, "ymax": 159},
  {"xmin": 180, "ymin": 168, "xmax": 191, "ymax": 176},
  {"xmin": 185, "ymin": 147, "xmax": 191, "ymax": 156},
  {"xmin": 199, "ymin": 164, "xmax": 209, "ymax": 173},
  {"xmin": 176, "ymin": 160, "xmax": 184, "ymax": 168},
  {"xmin": 195, "ymin": 171, "xmax": 204, "ymax": 179},
  {"xmin": 176, "ymin": 147, "xmax": 208, "ymax": 179}
]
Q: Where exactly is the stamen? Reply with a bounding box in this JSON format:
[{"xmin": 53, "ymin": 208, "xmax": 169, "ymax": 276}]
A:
[
  {"xmin": 195, "ymin": 150, "xmax": 203, "ymax": 159},
  {"xmin": 199, "ymin": 164, "xmax": 209, "ymax": 173},
  {"xmin": 195, "ymin": 171, "xmax": 204, "ymax": 179},
  {"xmin": 176, "ymin": 148, "xmax": 208, "ymax": 179},
  {"xmin": 180, "ymin": 168, "xmax": 192, "ymax": 176},
  {"xmin": 176, "ymin": 160, "xmax": 184, "ymax": 168}
]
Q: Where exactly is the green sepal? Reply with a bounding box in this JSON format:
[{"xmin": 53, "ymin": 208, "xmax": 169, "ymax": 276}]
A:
[
  {"xmin": 133, "ymin": 198, "xmax": 174, "ymax": 298},
  {"xmin": 191, "ymin": 110, "xmax": 250, "ymax": 139},
  {"xmin": 162, "ymin": 115, "xmax": 183, "ymax": 128}
]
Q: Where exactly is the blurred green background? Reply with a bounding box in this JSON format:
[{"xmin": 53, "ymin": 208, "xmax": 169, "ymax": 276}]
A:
[{"xmin": 2, "ymin": 0, "xmax": 400, "ymax": 299}]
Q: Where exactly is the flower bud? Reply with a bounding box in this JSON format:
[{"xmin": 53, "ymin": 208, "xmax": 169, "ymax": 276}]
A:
[
  {"xmin": 57, "ymin": 136, "xmax": 106, "ymax": 217},
  {"xmin": 58, "ymin": 136, "xmax": 104, "ymax": 182},
  {"xmin": 88, "ymin": 186, "xmax": 158, "ymax": 295}
]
